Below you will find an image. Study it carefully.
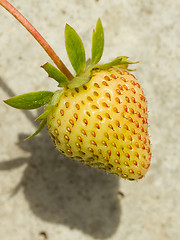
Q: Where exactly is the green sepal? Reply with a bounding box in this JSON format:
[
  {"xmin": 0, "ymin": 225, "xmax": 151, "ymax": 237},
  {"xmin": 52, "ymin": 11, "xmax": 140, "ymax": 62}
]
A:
[
  {"xmin": 25, "ymin": 118, "xmax": 47, "ymax": 140},
  {"xmin": 68, "ymin": 56, "xmax": 138, "ymax": 89},
  {"xmin": 68, "ymin": 69, "xmax": 92, "ymax": 89},
  {"xmin": 42, "ymin": 62, "xmax": 69, "ymax": 87},
  {"xmin": 95, "ymin": 56, "xmax": 138, "ymax": 70},
  {"xmin": 65, "ymin": 24, "xmax": 86, "ymax": 75},
  {"xmin": 4, "ymin": 91, "xmax": 54, "ymax": 110},
  {"xmin": 85, "ymin": 58, "xmax": 92, "ymax": 70},
  {"xmin": 26, "ymin": 105, "xmax": 54, "ymax": 140},
  {"xmin": 91, "ymin": 19, "xmax": 104, "ymax": 65},
  {"xmin": 35, "ymin": 105, "xmax": 54, "ymax": 121}
]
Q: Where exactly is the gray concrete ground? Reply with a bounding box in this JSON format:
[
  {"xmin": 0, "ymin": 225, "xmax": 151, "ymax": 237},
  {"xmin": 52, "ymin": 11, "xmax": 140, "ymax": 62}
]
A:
[{"xmin": 0, "ymin": 0, "xmax": 180, "ymax": 239}]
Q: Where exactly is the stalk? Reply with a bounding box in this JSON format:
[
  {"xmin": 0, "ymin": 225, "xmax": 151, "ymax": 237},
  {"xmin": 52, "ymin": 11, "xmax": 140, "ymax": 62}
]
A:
[{"xmin": 0, "ymin": 0, "xmax": 74, "ymax": 80}]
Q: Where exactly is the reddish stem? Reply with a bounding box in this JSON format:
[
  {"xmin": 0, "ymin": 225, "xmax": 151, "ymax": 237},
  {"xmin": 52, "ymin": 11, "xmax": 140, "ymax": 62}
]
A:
[{"xmin": 0, "ymin": 0, "xmax": 74, "ymax": 80}]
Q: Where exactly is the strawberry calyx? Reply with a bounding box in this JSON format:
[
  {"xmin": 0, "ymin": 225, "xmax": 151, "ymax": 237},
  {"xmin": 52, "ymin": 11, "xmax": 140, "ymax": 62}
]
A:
[
  {"xmin": 4, "ymin": 18, "xmax": 138, "ymax": 139},
  {"xmin": 41, "ymin": 19, "xmax": 137, "ymax": 89},
  {"xmin": 67, "ymin": 56, "xmax": 138, "ymax": 89}
]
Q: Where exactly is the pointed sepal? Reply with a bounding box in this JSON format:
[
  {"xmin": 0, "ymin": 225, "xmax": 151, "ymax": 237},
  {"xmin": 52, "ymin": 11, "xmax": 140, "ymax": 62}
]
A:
[
  {"xmin": 95, "ymin": 56, "xmax": 138, "ymax": 70},
  {"xmin": 42, "ymin": 63, "xmax": 69, "ymax": 87},
  {"xmin": 25, "ymin": 105, "xmax": 54, "ymax": 140},
  {"xmin": 25, "ymin": 118, "xmax": 47, "ymax": 140},
  {"xmin": 35, "ymin": 105, "xmax": 54, "ymax": 121},
  {"xmin": 65, "ymin": 24, "xmax": 86, "ymax": 75},
  {"xmin": 91, "ymin": 19, "xmax": 104, "ymax": 65},
  {"xmin": 4, "ymin": 91, "xmax": 54, "ymax": 110}
]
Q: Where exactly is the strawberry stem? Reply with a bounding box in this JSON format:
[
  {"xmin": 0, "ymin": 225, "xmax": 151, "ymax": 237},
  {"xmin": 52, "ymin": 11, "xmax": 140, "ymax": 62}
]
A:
[{"xmin": 0, "ymin": 0, "xmax": 74, "ymax": 80}]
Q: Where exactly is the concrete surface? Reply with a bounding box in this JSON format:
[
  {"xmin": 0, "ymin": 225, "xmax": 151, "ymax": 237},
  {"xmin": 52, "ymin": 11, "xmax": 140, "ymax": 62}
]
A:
[{"xmin": 0, "ymin": 0, "xmax": 180, "ymax": 239}]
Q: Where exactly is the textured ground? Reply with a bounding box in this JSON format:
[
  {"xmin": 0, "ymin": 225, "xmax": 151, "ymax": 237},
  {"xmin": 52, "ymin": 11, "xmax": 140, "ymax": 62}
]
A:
[{"xmin": 0, "ymin": 0, "xmax": 180, "ymax": 240}]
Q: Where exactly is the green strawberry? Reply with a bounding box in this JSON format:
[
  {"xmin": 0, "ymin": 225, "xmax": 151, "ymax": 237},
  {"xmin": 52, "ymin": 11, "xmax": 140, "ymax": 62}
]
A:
[
  {"xmin": 1, "ymin": 1, "xmax": 151, "ymax": 180},
  {"xmin": 47, "ymin": 66, "xmax": 151, "ymax": 180}
]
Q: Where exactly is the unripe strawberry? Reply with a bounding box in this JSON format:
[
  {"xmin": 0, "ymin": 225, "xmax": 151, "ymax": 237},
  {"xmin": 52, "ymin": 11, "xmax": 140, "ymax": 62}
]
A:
[
  {"xmin": 1, "ymin": 5, "xmax": 151, "ymax": 181},
  {"xmin": 47, "ymin": 66, "xmax": 151, "ymax": 180}
]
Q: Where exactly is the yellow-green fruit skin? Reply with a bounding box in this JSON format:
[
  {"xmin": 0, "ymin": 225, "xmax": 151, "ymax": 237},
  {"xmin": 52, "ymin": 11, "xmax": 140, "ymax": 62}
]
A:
[{"xmin": 47, "ymin": 67, "xmax": 151, "ymax": 180}]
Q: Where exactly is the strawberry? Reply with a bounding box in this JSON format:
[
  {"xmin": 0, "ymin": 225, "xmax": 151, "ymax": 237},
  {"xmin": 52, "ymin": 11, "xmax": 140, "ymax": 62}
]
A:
[
  {"xmin": 47, "ymin": 66, "xmax": 151, "ymax": 180},
  {"xmin": 1, "ymin": 1, "xmax": 151, "ymax": 180}
]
